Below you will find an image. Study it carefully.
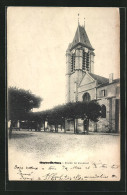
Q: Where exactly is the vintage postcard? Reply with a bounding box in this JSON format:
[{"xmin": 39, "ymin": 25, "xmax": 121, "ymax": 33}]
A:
[{"xmin": 7, "ymin": 7, "xmax": 120, "ymax": 181}]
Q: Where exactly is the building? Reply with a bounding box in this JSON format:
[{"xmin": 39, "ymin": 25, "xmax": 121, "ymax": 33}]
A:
[{"xmin": 65, "ymin": 21, "xmax": 120, "ymax": 133}]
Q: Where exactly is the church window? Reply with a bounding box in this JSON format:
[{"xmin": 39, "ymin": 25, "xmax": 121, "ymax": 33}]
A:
[
  {"xmin": 101, "ymin": 105, "xmax": 106, "ymax": 118},
  {"xmin": 83, "ymin": 92, "xmax": 91, "ymax": 102},
  {"xmin": 71, "ymin": 53, "xmax": 75, "ymax": 72}
]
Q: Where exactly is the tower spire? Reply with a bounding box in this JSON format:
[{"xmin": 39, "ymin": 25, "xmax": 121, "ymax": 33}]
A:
[{"xmin": 78, "ymin": 13, "xmax": 80, "ymax": 25}]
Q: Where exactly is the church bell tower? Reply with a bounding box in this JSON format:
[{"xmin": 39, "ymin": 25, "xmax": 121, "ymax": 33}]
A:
[{"xmin": 66, "ymin": 17, "xmax": 95, "ymax": 103}]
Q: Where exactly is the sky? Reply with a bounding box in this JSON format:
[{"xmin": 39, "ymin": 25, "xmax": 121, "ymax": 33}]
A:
[{"xmin": 7, "ymin": 7, "xmax": 120, "ymax": 111}]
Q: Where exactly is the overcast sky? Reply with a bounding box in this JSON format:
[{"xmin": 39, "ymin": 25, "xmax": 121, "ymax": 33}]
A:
[{"xmin": 7, "ymin": 7, "xmax": 120, "ymax": 111}]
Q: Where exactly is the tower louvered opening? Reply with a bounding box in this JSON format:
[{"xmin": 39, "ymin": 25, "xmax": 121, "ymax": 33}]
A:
[
  {"xmin": 82, "ymin": 50, "xmax": 86, "ymax": 70},
  {"xmin": 86, "ymin": 52, "xmax": 90, "ymax": 71},
  {"xmin": 71, "ymin": 53, "xmax": 75, "ymax": 72},
  {"xmin": 82, "ymin": 50, "xmax": 90, "ymax": 71}
]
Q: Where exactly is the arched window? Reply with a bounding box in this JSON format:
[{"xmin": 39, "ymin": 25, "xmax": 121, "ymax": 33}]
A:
[
  {"xmin": 101, "ymin": 105, "xmax": 106, "ymax": 118},
  {"xmin": 83, "ymin": 92, "xmax": 91, "ymax": 102}
]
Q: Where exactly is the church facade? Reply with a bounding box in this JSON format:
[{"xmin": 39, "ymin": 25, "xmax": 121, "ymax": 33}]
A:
[{"xmin": 65, "ymin": 22, "xmax": 120, "ymax": 133}]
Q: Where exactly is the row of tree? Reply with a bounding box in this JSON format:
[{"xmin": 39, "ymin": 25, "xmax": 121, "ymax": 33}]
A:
[
  {"xmin": 8, "ymin": 87, "xmax": 102, "ymax": 133},
  {"xmin": 28, "ymin": 101, "xmax": 102, "ymax": 123},
  {"xmin": 28, "ymin": 101, "xmax": 102, "ymax": 133}
]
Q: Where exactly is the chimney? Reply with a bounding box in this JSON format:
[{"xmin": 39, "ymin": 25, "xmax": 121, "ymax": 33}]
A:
[{"xmin": 109, "ymin": 73, "xmax": 113, "ymax": 83}]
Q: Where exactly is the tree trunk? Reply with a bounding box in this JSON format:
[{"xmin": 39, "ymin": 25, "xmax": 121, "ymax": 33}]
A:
[
  {"xmin": 44, "ymin": 121, "xmax": 45, "ymax": 132},
  {"xmin": 94, "ymin": 122, "xmax": 97, "ymax": 132},
  {"xmin": 75, "ymin": 119, "xmax": 78, "ymax": 134},
  {"xmin": 74, "ymin": 118, "xmax": 76, "ymax": 134},
  {"xmin": 55, "ymin": 124, "xmax": 58, "ymax": 133},
  {"xmin": 64, "ymin": 120, "xmax": 66, "ymax": 133},
  {"xmin": 87, "ymin": 119, "xmax": 89, "ymax": 135}
]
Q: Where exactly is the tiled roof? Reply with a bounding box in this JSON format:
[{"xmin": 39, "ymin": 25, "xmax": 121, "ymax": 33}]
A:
[
  {"xmin": 89, "ymin": 73, "xmax": 109, "ymax": 84},
  {"xmin": 69, "ymin": 25, "xmax": 94, "ymax": 50}
]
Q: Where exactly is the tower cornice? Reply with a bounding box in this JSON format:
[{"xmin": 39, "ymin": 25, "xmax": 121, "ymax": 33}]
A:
[{"xmin": 70, "ymin": 42, "xmax": 94, "ymax": 52}]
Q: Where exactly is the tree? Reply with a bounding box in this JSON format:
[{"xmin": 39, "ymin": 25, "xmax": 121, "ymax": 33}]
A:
[
  {"xmin": 8, "ymin": 87, "xmax": 42, "ymax": 121},
  {"xmin": 29, "ymin": 101, "xmax": 102, "ymax": 133}
]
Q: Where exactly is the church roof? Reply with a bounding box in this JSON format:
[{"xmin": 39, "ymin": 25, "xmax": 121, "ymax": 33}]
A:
[
  {"xmin": 79, "ymin": 72, "xmax": 109, "ymax": 87},
  {"xmin": 89, "ymin": 73, "xmax": 109, "ymax": 84},
  {"xmin": 70, "ymin": 24, "xmax": 94, "ymax": 51},
  {"xmin": 97, "ymin": 78, "xmax": 120, "ymax": 88}
]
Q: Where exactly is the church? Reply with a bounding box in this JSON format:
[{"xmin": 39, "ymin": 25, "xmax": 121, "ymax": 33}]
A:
[{"xmin": 65, "ymin": 20, "xmax": 120, "ymax": 133}]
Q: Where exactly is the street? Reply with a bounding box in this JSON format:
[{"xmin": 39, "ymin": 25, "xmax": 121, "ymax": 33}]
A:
[{"xmin": 8, "ymin": 130, "xmax": 120, "ymax": 181}]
